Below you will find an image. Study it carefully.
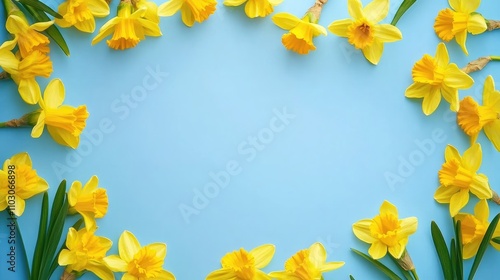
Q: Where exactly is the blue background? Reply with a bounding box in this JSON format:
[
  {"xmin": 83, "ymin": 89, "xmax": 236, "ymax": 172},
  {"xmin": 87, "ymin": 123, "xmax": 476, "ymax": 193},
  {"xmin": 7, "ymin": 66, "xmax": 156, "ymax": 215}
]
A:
[{"xmin": 1, "ymin": 0, "xmax": 500, "ymax": 279}]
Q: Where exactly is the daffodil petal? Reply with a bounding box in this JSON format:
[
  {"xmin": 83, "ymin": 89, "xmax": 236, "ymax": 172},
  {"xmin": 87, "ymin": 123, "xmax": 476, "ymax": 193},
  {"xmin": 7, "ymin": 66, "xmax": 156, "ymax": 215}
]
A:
[
  {"xmin": 250, "ymin": 244, "xmax": 275, "ymax": 268},
  {"xmin": 138, "ymin": 18, "xmax": 162, "ymax": 36},
  {"xmin": 206, "ymin": 268, "xmax": 237, "ymax": 280},
  {"xmin": 469, "ymin": 174, "xmax": 492, "ymax": 199},
  {"xmin": 467, "ymin": 14, "xmax": 487, "ymax": 34},
  {"xmin": 463, "ymin": 238, "xmax": 481, "ymax": 259},
  {"xmin": 92, "ymin": 17, "xmax": 120, "ymax": 45},
  {"xmin": 347, "ymin": 0, "xmax": 363, "ymax": 20},
  {"xmin": 147, "ymin": 243, "xmax": 167, "ymax": 259},
  {"xmin": 441, "ymin": 84, "xmax": 459, "ymax": 112},
  {"xmin": 461, "ymin": 143, "xmax": 481, "ymax": 172},
  {"xmin": 483, "ymin": 76, "xmax": 499, "ymax": 107},
  {"xmin": 455, "ymin": 30, "xmax": 468, "ymax": 55},
  {"xmin": 368, "ymin": 241, "xmax": 387, "ymax": 259},
  {"xmin": 422, "ymin": 86, "xmax": 441, "ymax": 115},
  {"xmin": 353, "ymin": 219, "xmax": 376, "ymax": 243},
  {"xmin": 12, "ymin": 195, "xmax": 26, "ymax": 216},
  {"xmin": 86, "ymin": 260, "xmax": 114, "ymax": 280},
  {"xmin": 18, "ymin": 79, "xmax": 41, "ymax": 105},
  {"xmin": 47, "ymin": 126, "xmax": 79, "ymax": 149},
  {"xmin": 119, "ymin": 231, "xmax": 141, "ymax": 263},
  {"xmin": 380, "ymin": 200, "xmax": 398, "ymax": 217},
  {"xmin": 474, "ymin": 199, "xmax": 489, "ymax": 223},
  {"xmin": 388, "ymin": 240, "xmax": 404, "ymax": 258},
  {"xmin": 457, "ymin": 0, "xmax": 480, "ymax": 13},
  {"xmin": 434, "ymin": 185, "xmax": 460, "ymax": 203},
  {"xmin": 361, "ymin": 39, "xmax": 383, "ymax": 65},
  {"xmin": 31, "ymin": 20, "xmax": 54, "ymax": 31},
  {"xmin": 224, "ymin": 0, "xmax": 246, "ymax": 6},
  {"xmin": 309, "ymin": 23, "xmax": 328, "ymax": 36},
  {"xmin": 158, "ymin": 0, "xmax": 183, "ymax": 16},
  {"xmin": 10, "ymin": 152, "xmax": 31, "ymax": 166},
  {"xmin": 444, "ymin": 64, "xmax": 473, "ymax": 89},
  {"xmin": 405, "ymin": 82, "xmax": 431, "ymax": 98},
  {"xmin": 272, "ymin": 12, "xmax": 300, "ymax": 30},
  {"xmin": 363, "ymin": 0, "xmax": 389, "ymax": 23},
  {"xmin": 31, "ymin": 112, "xmax": 45, "ymax": 138},
  {"xmin": 309, "ymin": 242, "xmax": 327, "ymax": 266},
  {"xmin": 181, "ymin": 4, "xmax": 195, "ymax": 27},
  {"xmin": 450, "ymin": 189, "xmax": 469, "ymax": 216},
  {"xmin": 484, "ymin": 121, "xmax": 500, "ymax": 152},
  {"xmin": 75, "ymin": 18, "xmax": 96, "ymax": 33},
  {"xmin": 328, "ymin": 19, "xmax": 353, "ymax": 37},
  {"xmin": 435, "ymin": 42, "xmax": 450, "ymax": 66},
  {"xmin": 87, "ymin": 0, "xmax": 110, "ymax": 17},
  {"xmin": 373, "ymin": 24, "xmax": 402, "ymax": 42},
  {"xmin": 103, "ymin": 255, "xmax": 128, "ymax": 272},
  {"xmin": 43, "ymin": 78, "xmax": 65, "ymax": 108},
  {"xmin": 320, "ymin": 261, "xmax": 345, "ymax": 272},
  {"xmin": 445, "ymin": 144, "xmax": 461, "ymax": 162},
  {"xmin": 58, "ymin": 249, "xmax": 77, "ymax": 266}
]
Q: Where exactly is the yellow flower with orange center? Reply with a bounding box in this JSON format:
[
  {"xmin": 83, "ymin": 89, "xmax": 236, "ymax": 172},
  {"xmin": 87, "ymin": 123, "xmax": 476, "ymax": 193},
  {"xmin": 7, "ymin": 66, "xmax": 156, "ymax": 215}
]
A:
[
  {"xmin": 55, "ymin": 0, "xmax": 110, "ymax": 33},
  {"xmin": 352, "ymin": 201, "xmax": 418, "ymax": 259},
  {"xmin": 434, "ymin": 0, "xmax": 487, "ymax": 55},
  {"xmin": 434, "ymin": 144, "xmax": 492, "ymax": 217},
  {"xmin": 103, "ymin": 230, "xmax": 175, "ymax": 280},
  {"xmin": 158, "ymin": 0, "xmax": 217, "ymax": 27},
  {"xmin": 92, "ymin": 0, "xmax": 162, "ymax": 50},
  {"xmin": 68, "ymin": 176, "xmax": 109, "ymax": 231},
  {"xmin": 206, "ymin": 244, "xmax": 275, "ymax": 280},
  {"xmin": 5, "ymin": 15, "xmax": 53, "ymax": 58},
  {"xmin": 457, "ymin": 76, "xmax": 500, "ymax": 151},
  {"xmin": 328, "ymin": 0, "xmax": 402, "ymax": 65},
  {"xmin": 405, "ymin": 42, "xmax": 474, "ymax": 115},
  {"xmin": 0, "ymin": 152, "xmax": 48, "ymax": 216},
  {"xmin": 269, "ymin": 242, "xmax": 344, "ymax": 279},
  {"xmin": 224, "ymin": 0, "xmax": 282, "ymax": 18}
]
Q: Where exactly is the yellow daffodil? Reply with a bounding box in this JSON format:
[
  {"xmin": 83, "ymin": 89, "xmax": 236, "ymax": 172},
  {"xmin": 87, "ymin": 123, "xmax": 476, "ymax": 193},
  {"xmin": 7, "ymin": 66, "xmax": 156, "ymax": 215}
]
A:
[
  {"xmin": 0, "ymin": 40, "xmax": 18, "ymax": 73},
  {"xmin": 7, "ymin": 50, "xmax": 53, "ymax": 105},
  {"xmin": 58, "ymin": 227, "xmax": 114, "ymax": 280},
  {"xmin": 328, "ymin": 0, "xmax": 402, "ymax": 64},
  {"xmin": 68, "ymin": 176, "xmax": 108, "ymax": 231},
  {"xmin": 31, "ymin": 79, "xmax": 89, "ymax": 149},
  {"xmin": 103, "ymin": 230, "xmax": 175, "ymax": 280},
  {"xmin": 434, "ymin": 0, "xmax": 487, "ymax": 55},
  {"xmin": 157, "ymin": 0, "xmax": 217, "ymax": 27},
  {"xmin": 92, "ymin": 0, "xmax": 162, "ymax": 50},
  {"xmin": 136, "ymin": 0, "xmax": 160, "ymax": 23},
  {"xmin": 5, "ymin": 15, "xmax": 53, "ymax": 58},
  {"xmin": 223, "ymin": 0, "xmax": 282, "ymax": 18},
  {"xmin": 352, "ymin": 201, "xmax": 418, "ymax": 259},
  {"xmin": 269, "ymin": 242, "xmax": 344, "ymax": 280},
  {"xmin": 405, "ymin": 42, "xmax": 473, "ymax": 115},
  {"xmin": 0, "ymin": 152, "xmax": 48, "ymax": 216},
  {"xmin": 457, "ymin": 76, "xmax": 500, "ymax": 151},
  {"xmin": 55, "ymin": 0, "xmax": 110, "ymax": 33},
  {"xmin": 272, "ymin": 12, "xmax": 327, "ymax": 55},
  {"xmin": 434, "ymin": 144, "xmax": 492, "ymax": 217},
  {"xmin": 206, "ymin": 244, "xmax": 275, "ymax": 280},
  {"xmin": 455, "ymin": 200, "xmax": 500, "ymax": 259}
]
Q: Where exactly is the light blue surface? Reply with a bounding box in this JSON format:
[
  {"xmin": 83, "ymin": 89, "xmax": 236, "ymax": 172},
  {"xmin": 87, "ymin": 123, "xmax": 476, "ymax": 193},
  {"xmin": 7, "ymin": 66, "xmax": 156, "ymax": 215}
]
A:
[{"xmin": 1, "ymin": 0, "xmax": 500, "ymax": 279}]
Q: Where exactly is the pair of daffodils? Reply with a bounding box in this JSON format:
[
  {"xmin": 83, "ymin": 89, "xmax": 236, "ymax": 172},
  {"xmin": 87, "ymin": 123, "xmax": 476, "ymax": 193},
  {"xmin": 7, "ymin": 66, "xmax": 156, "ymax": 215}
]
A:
[
  {"xmin": 272, "ymin": 0, "xmax": 402, "ymax": 64},
  {"xmin": 206, "ymin": 242, "xmax": 344, "ymax": 280}
]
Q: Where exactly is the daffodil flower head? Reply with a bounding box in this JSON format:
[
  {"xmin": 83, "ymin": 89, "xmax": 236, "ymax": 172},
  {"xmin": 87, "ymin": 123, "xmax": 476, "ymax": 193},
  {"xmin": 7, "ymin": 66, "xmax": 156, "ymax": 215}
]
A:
[
  {"xmin": 135, "ymin": 0, "xmax": 160, "ymax": 23},
  {"xmin": 5, "ymin": 15, "xmax": 53, "ymax": 58},
  {"xmin": 0, "ymin": 152, "xmax": 48, "ymax": 216},
  {"xmin": 224, "ymin": 0, "xmax": 283, "ymax": 18},
  {"xmin": 434, "ymin": 0, "xmax": 487, "ymax": 55},
  {"xmin": 55, "ymin": 0, "xmax": 110, "ymax": 33},
  {"xmin": 405, "ymin": 42, "xmax": 474, "ymax": 115},
  {"xmin": 454, "ymin": 200, "xmax": 500, "ymax": 259},
  {"xmin": 457, "ymin": 76, "xmax": 500, "ymax": 151},
  {"xmin": 68, "ymin": 176, "xmax": 109, "ymax": 231},
  {"xmin": 269, "ymin": 242, "xmax": 344, "ymax": 280},
  {"xmin": 157, "ymin": 0, "xmax": 217, "ymax": 27},
  {"xmin": 103, "ymin": 230, "xmax": 176, "ymax": 280},
  {"xmin": 434, "ymin": 144, "xmax": 492, "ymax": 217},
  {"xmin": 92, "ymin": 0, "xmax": 162, "ymax": 50},
  {"xmin": 58, "ymin": 227, "xmax": 114, "ymax": 280},
  {"xmin": 206, "ymin": 244, "xmax": 275, "ymax": 280},
  {"xmin": 31, "ymin": 79, "xmax": 89, "ymax": 148},
  {"xmin": 352, "ymin": 201, "xmax": 418, "ymax": 260},
  {"xmin": 272, "ymin": 11, "xmax": 327, "ymax": 55},
  {"xmin": 328, "ymin": 0, "xmax": 402, "ymax": 65},
  {"xmin": 7, "ymin": 50, "xmax": 53, "ymax": 105}
]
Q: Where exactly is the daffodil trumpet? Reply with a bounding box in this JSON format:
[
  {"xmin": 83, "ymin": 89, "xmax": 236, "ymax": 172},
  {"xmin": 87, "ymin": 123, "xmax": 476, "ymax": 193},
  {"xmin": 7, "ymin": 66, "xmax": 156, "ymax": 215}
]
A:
[{"xmin": 462, "ymin": 56, "xmax": 500, "ymax": 74}]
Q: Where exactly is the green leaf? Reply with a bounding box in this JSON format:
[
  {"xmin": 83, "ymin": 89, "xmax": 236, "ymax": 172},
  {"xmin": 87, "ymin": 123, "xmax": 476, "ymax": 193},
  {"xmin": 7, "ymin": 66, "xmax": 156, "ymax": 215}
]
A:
[
  {"xmin": 350, "ymin": 276, "xmax": 356, "ymax": 280},
  {"xmin": 22, "ymin": 4, "xmax": 70, "ymax": 56},
  {"xmin": 16, "ymin": 0, "xmax": 62, "ymax": 18},
  {"xmin": 10, "ymin": 213, "xmax": 31, "ymax": 279},
  {"xmin": 492, "ymin": 237, "xmax": 500, "ymax": 245},
  {"xmin": 468, "ymin": 213, "xmax": 500, "ymax": 280},
  {"xmin": 431, "ymin": 221, "xmax": 453, "ymax": 280},
  {"xmin": 31, "ymin": 192, "xmax": 48, "ymax": 280},
  {"xmin": 451, "ymin": 239, "xmax": 457, "ymax": 280},
  {"xmin": 455, "ymin": 220, "xmax": 463, "ymax": 280},
  {"xmin": 351, "ymin": 248, "xmax": 403, "ymax": 280},
  {"xmin": 48, "ymin": 180, "xmax": 67, "ymax": 233},
  {"xmin": 391, "ymin": 0, "xmax": 417, "ymax": 26}
]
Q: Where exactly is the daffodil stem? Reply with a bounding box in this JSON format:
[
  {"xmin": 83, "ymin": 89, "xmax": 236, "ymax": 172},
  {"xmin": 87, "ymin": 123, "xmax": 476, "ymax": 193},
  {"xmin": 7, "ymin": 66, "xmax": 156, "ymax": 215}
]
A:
[
  {"xmin": 0, "ymin": 71, "xmax": 10, "ymax": 80},
  {"xmin": 491, "ymin": 190, "xmax": 500, "ymax": 205},
  {"xmin": 60, "ymin": 270, "xmax": 76, "ymax": 280},
  {"xmin": 0, "ymin": 118, "xmax": 28, "ymax": 128},
  {"xmin": 462, "ymin": 56, "xmax": 493, "ymax": 74},
  {"xmin": 306, "ymin": 0, "xmax": 327, "ymax": 23},
  {"xmin": 486, "ymin": 20, "xmax": 500, "ymax": 31},
  {"xmin": 490, "ymin": 56, "xmax": 500, "ymax": 61},
  {"xmin": 410, "ymin": 269, "xmax": 419, "ymax": 280}
]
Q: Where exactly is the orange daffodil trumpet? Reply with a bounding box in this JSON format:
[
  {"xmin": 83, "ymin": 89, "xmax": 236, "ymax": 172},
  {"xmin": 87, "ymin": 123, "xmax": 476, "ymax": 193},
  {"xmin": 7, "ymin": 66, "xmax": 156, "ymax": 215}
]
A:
[
  {"xmin": 68, "ymin": 176, "xmax": 109, "ymax": 231},
  {"xmin": 328, "ymin": 0, "xmax": 402, "ymax": 65},
  {"xmin": 271, "ymin": 0, "xmax": 328, "ymax": 55},
  {"xmin": 223, "ymin": 0, "xmax": 282, "ymax": 18},
  {"xmin": 0, "ymin": 152, "xmax": 48, "ymax": 216},
  {"xmin": 158, "ymin": 0, "xmax": 217, "ymax": 27},
  {"xmin": 455, "ymin": 200, "xmax": 500, "ymax": 259},
  {"xmin": 433, "ymin": 0, "xmax": 496, "ymax": 55},
  {"xmin": 434, "ymin": 144, "xmax": 493, "ymax": 217},
  {"xmin": 92, "ymin": 0, "xmax": 162, "ymax": 50},
  {"xmin": 103, "ymin": 230, "xmax": 175, "ymax": 280},
  {"xmin": 405, "ymin": 43, "xmax": 474, "ymax": 115},
  {"xmin": 206, "ymin": 244, "xmax": 275, "ymax": 280},
  {"xmin": 353, "ymin": 201, "xmax": 418, "ymax": 261},
  {"xmin": 58, "ymin": 227, "xmax": 114, "ymax": 280},
  {"xmin": 269, "ymin": 242, "xmax": 344, "ymax": 279},
  {"xmin": 457, "ymin": 76, "xmax": 500, "ymax": 151},
  {"xmin": 55, "ymin": 0, "xmax": 110, "ymax": 33}
]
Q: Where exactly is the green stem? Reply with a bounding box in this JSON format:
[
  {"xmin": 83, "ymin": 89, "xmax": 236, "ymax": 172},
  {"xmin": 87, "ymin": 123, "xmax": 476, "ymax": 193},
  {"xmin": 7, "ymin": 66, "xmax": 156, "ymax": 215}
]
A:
[
  {"xmin": 410, "ymin": 269, "xmax": 419, "ymax": 280},
  {"xmin": 490, "ymin": 56, "xmax": 500, "ymax": 61}
]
